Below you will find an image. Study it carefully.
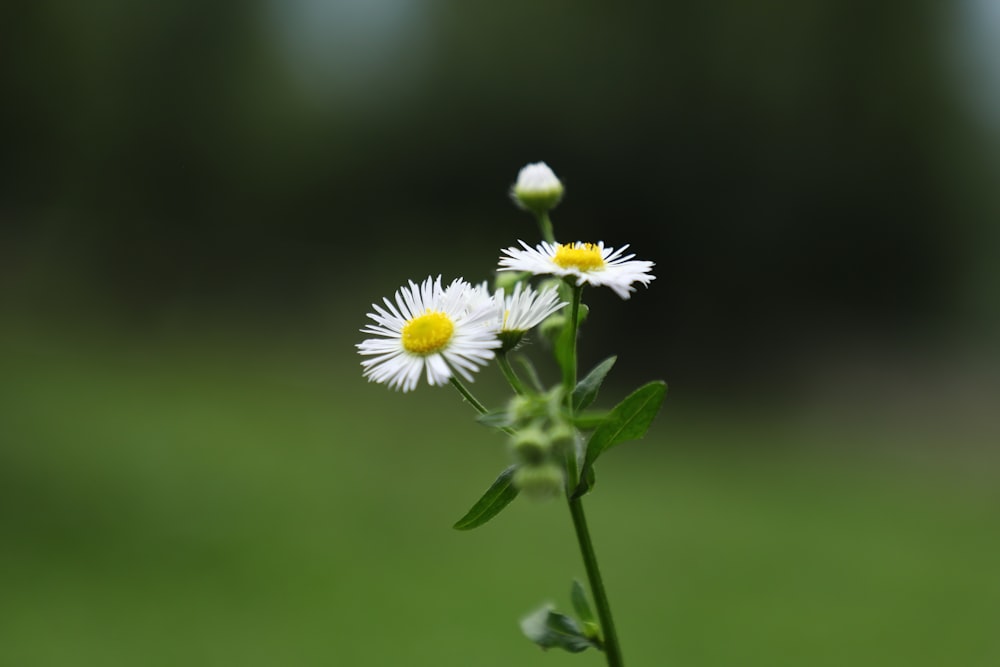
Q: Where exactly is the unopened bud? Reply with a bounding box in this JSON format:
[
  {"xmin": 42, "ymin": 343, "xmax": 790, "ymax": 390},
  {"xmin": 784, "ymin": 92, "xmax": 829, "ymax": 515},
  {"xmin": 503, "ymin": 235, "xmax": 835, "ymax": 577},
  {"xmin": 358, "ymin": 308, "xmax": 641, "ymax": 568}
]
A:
[
  {"xmin": 511, "ymin": 162, "xmax": 564, "ymax": 214},
  {"xmin": 508, "ymin": 395, "xmax": 539, "ymax": 424},
  {"xmin": 548, "ymin": 422, "xmax": 576, "ymax": 452},
  {"xmin": 513, "ymin": 463, "xmax": 564, "ymax": 501},
  {"xmin": 511, "ymin": 426, "xmax": 550, "ymax": 465}
]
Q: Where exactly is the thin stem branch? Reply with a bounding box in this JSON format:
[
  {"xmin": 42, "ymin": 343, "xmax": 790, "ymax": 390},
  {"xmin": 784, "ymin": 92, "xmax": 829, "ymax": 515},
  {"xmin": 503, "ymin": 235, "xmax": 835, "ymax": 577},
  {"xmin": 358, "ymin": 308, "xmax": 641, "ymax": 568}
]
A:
[
  {"xmin": 536, "ymin": 212, "xmax": 556, "ymax": 244},
  {"xmin": 449, "ymin": 377, "xmax": 489, "ymax": 415},
  {"xmin": 450, "ymin": 376, "xmax": 515, "ymax": 436},
  {"xmin": 496, "ymin": 353, "xmax": 527, "ymax": 395},
  {"xmin": 569, "ymin": 497, "xmax": 624, "ymax": 667}
]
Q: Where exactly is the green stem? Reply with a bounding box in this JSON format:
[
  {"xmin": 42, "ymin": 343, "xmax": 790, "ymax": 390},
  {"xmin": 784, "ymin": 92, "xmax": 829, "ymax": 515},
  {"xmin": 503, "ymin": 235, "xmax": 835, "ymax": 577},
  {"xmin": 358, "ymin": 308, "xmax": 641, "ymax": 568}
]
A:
[
  {"xmin": 562, "ymin": 284, "xmax": 583, "ymax": 401},
  {"xmin": 496, "ymin": 353, "xmax": 527, "ymax": 395},
  {"xmin": 569, "ymin": 496, "xmax": 624, "ymax": 667},
  {"xmin": 449, "ymin": 377, "xmax": 489, "ymax": 415},
  {"xmin": 536, "ymin": 211, "xmax": 556, "ymax": 244}
]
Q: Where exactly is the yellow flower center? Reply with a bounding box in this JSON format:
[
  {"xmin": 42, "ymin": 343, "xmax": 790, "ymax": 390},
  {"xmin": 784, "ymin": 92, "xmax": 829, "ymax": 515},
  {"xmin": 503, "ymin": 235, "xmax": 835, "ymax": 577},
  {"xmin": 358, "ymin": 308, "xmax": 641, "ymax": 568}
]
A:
[
  {"xmin": 402, "ymin": 311, "xmax": 455, "ymax": 354},
  {"xmin": 552, "ymin": 243, "xmax": 605, "ymax": 272}
]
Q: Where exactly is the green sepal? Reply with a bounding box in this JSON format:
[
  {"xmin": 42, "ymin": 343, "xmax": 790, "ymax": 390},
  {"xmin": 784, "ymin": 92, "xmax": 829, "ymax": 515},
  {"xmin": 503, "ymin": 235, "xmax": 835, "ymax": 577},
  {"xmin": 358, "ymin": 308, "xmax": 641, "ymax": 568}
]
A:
[
  {"xmin": 452, "ymin": 466, "xmax": 519, "ymax": 531},
  {"xmin": 573, "ymin": 356, "xmax": 617, "ymax": 411},
  {"xmin": 570, "ymin": 580, "xmax": 596, "ymax": 625},
  {"xmin": 576, "ymin": 381, "xmax": 667, "ymax": 495},
  {"xmin": 520, "ymin": 604, "xmax": 599, "ymax": 654}
]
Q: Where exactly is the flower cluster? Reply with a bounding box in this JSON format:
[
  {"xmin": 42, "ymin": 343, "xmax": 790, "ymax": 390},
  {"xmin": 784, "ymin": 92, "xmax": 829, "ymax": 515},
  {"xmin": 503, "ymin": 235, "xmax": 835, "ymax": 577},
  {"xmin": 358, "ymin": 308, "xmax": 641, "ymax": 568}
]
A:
[
  {"xmin": 358, "ymin": 276, "xmax": 567, "ymax": 392},
  {"xmin": 355, "ymin": 161, "xmax": 665, "ymax": 662},
  {"xmin": 358, "ymin": 162, "xmax": 655, "ymax": 392}
]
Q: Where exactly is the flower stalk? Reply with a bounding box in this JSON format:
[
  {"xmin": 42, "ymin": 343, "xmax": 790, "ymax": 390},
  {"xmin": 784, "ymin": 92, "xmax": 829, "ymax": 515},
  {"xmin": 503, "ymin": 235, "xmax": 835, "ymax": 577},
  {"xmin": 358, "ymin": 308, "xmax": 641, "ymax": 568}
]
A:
[
  {"xmin": 357, "ymin": 160, "xmax": 664, "ymax": 667},
  {"xmin": 569, "ymin": 497, "xmax": 624, "ymax": 667}
]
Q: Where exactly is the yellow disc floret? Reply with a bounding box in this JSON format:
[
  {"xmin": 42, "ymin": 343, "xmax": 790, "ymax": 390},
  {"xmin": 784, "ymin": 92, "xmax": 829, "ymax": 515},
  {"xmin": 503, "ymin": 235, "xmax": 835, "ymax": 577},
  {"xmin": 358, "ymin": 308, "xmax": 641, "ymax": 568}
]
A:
[
  {"xmin": 552, "ymin": 243, "xmax": 605, "ymax": 272},
  {"xmin": 402, "ymin": 311, "xmax": 455, "ymax": 354}
]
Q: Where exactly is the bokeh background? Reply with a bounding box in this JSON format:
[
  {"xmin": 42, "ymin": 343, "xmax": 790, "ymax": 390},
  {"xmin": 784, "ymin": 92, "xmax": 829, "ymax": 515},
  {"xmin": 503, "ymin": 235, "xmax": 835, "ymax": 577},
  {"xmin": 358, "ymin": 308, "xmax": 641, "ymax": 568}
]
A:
[{"xmin": 2, "ymin": 1, "xmax": 999, "ymax": 665}]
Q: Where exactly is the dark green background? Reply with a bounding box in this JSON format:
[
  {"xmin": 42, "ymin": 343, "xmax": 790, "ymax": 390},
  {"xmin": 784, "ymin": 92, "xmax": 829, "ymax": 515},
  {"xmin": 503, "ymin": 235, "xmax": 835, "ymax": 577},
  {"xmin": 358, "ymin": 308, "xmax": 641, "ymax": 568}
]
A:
[{"xmin": 2, "ymin": 1, "xmax": 998, "ymax": 665}]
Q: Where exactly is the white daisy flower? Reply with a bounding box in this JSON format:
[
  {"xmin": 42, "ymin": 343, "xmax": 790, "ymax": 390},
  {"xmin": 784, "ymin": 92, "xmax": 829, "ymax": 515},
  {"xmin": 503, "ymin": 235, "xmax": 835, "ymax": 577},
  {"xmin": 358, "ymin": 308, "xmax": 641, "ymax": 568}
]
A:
[
  {"xmin": 511, "ymin": 162, "xmax": 564, "ymax": 213},
  {"xmin": 496, "ymin": 282, "xmax": 566, "ymax": 335},
  {"xmin": 498, "ymin": 240, "xmax": 656, "ymax": 300},
  {"xmin": 357, "ymin": 276, "xmax": 501, "ymax": 392}
]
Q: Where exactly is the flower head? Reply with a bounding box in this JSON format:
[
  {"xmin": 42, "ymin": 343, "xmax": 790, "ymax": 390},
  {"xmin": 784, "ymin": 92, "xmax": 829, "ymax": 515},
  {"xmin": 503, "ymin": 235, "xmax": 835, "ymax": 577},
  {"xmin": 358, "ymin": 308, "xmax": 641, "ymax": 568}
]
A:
[
  {"xmin": 493, "ymin": 282, "xmax": 567, "ymax": 350},
  {"xmin": 511, "ymin": 162, "xmax": 564, "ymax": 214},
  {"xmin": 358, "ymin": 276, "xmax": 501, "ymax": 392},
  {"xmin": 498, "ymin": 240, "xmax": 656, "ymax": 299}
]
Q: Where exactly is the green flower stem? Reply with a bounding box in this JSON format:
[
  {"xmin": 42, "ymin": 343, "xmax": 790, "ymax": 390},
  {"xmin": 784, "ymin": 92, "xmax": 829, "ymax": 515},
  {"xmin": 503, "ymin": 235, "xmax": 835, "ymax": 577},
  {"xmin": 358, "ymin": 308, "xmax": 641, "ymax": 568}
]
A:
[
  {"xmin": 536, "ymin": 211, "xmax": 556, "ymax": 244},
  {"xmin": 560, "ymin": 281, "xmax": 622, "ymax": 665},
  {"xmin": 569, "ymin": 497, "xmax": 624, "ymax": 667},
  {"xmin": 562, "ymin": 284, "xmax": 583, "ymax": 402},
  {"xmin": 496, "ymin": 353, "xmax": 527, "ymax": 395},
  {"xmin": 449, "ymin": 377, "xmax": 489, "ymax": 415}
]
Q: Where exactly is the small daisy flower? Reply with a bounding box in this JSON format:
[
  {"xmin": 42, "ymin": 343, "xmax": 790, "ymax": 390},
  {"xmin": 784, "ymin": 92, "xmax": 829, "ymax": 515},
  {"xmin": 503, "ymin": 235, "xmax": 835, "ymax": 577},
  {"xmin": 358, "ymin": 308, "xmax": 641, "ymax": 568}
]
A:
[
  {"xmin": 494, "ymin": 282, "xmax": 566, "ymax": 350},
  {"xmin": 511, "ymin": 162, "xmax": 564, "ymax": 213},
  {"xmin": 357, "ymin": 276, "xmax": 501, "ymax": 392},
  {"xmin": 498, "ymin": 240, "xmax": 656, "ymax": 299}
]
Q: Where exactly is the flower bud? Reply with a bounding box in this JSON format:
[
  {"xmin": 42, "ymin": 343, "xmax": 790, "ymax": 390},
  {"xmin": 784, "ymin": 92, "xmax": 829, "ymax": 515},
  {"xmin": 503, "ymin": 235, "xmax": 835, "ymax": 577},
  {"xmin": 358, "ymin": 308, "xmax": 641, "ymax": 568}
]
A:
[
  {"xmin": 511, "ymin": 426, "xmax": 550, "ymax": 465},
  {"xmin": 513, "ymin": 462, "xmax": 564, "ymax": 501},
  {"xmin": 508, "ymin": 394, "xmax": 540, "ymax": 424},
  {"xmin": 511, "ymin": 162, "xmax": 564, "ymax": 214},
  {"xmin": 547, "ymin": 422, "xmax": 576, "ymax": 452}
]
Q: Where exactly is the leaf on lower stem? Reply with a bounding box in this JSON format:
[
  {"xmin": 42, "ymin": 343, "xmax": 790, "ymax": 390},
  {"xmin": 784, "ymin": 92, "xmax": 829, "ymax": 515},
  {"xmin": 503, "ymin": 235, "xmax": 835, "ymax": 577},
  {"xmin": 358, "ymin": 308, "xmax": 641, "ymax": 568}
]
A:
[
  {"xmin": 520, "ymin": 604, "xmax": 600, "ymax": 654},
  {"xmin": 570, "ymin": 580, "xmax": 596, "ymax": 625},
  {"xmin": 452, "ymin": 466, "xmax": 519, "ymax": 530}
]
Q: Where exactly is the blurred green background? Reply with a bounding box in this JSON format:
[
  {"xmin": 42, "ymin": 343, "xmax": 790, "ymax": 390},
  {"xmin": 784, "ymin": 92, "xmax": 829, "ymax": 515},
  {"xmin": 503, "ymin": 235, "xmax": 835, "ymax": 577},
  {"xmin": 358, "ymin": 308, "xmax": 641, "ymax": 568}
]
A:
[{"xmin": 2, "ymin": 1, "xmax": 999, "ymax": 665}]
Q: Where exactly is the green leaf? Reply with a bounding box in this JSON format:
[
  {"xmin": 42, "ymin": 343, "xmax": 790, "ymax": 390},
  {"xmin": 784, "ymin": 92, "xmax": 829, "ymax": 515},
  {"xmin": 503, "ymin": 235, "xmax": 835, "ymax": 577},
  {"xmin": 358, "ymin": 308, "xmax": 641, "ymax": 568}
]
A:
[
  {"xmin": 583, "ymin": 381, "xmax": 667, "ymax": 472},
  {"xmin": 452, "ymin": 467, "xmax": 519, "ymax": 531},
  {"xmin": 520, "ymin": 605, "xmax": 598, "ymax": 654},
  {"xmin": 475, "ymin": 409, "xmax": 511, "ymax": 430},
  {"xmin": 570, "ymin": 580, "xmax": 596, "ymax": 625},
  {"xmin": 573, "ymin": 356, "xmax": 616, "ymax": 411}
]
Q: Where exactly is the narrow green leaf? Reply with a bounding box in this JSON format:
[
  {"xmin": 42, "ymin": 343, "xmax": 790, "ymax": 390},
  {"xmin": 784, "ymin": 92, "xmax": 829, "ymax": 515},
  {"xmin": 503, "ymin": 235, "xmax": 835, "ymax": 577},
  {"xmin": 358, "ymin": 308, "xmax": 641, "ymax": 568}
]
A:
[
  {"xmin": 573, "ymin": 356, "xmax": 617, "ymax": 411},
  {"xmin": 475, "ymin": 409, "xmax": 511, "ymax": 429},
  {"xmin": 452, "ymin": 466, "xmax": 519, "ymax": 531},
  {"xmin": 570, "ymin": 580, "xmax": 596, "ymax": 625},
  {"xmin": 583, "ymin": 381, "xmax": 667, "ymax": 471}
]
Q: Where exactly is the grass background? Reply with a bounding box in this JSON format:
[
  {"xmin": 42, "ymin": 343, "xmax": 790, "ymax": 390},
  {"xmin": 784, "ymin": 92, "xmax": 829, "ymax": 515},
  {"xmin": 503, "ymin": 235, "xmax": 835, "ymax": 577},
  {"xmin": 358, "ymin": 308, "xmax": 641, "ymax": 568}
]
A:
[{"xmin": 2, "ymin": 321, "xmax": 997, "ymax": 667}]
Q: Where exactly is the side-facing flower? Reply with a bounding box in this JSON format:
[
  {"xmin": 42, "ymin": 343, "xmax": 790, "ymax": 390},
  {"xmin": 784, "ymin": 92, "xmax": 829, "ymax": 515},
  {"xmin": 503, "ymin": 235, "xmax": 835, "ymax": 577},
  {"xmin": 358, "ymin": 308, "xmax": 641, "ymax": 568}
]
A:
[
  {"xmin": 494, "ymin": 282, "xmax": 567, "ymax": 350},
  {"xmin": 357, "ymin": 276, "xmax": 501, "ymax": 392},
  {"xmin": 498, "ymin": 240, "xmax": 656, "ymax": 299},
  {"xmin": 511, "ymin": 162, "xmax": 564, "ymax": 214}
]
